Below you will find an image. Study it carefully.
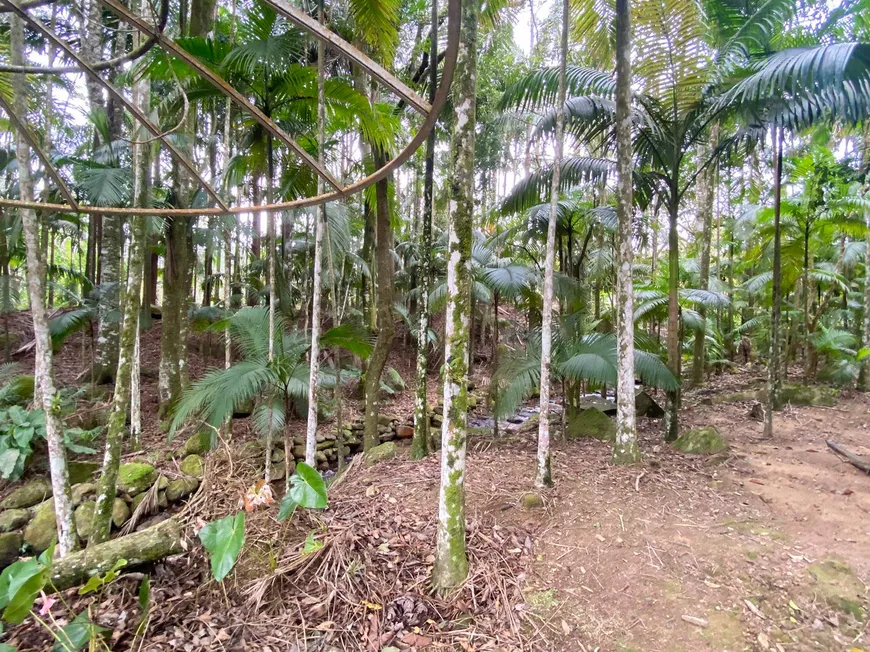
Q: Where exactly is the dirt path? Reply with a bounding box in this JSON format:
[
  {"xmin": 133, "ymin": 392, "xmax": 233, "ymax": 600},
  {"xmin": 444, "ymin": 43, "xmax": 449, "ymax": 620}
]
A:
[{"xmin": 515, "ymin": 373, "xmax": 870, "ymax": 651}]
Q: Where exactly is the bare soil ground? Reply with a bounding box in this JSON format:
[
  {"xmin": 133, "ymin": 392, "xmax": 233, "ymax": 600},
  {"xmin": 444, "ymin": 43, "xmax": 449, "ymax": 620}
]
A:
[{"xmin": 9, "ymin": 320, "xmax": 870, "ymax": 651}]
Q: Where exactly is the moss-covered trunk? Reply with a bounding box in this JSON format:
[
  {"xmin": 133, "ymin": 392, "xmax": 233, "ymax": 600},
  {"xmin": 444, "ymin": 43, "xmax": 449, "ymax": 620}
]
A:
[
  {"xmin": 91, "ymin": 216, "xmax": 147, "ymax": 546},
  {"xmin": 535, "ymin": 0, "xmax": 568, "ymax": 488},
  {"xmin": 432, "ymin": 0, "xmax": 477, "ymax": 591},
  {"xmin": 94, "ymin": 214, "xmax": 122, "ymax": 384},
  {"xmin": 611, "ymin": 0, "xmax": 639, "ymax": 465},
  {"xmin": 159, "ymin": 218, "xmax": 190, "ymax": 418},
  {"xmin": 363, "ymin": 152, "xmax": 396, "ymax": 452},
  {"xmin": 305, "ymin": 22, "xmax": 327, "ymax": 468},
  {"xmin": 663, "ymin": 186, "xmax": 681, "ymax": 442},
  {"xmin": 12, "ymin": 14, "xmax": 76, "ymax": 555},
  {"xmin": 763, "ymin": 128, "xmax": 784, "ymax": 438},
  {"xmin": 691, "ymin": 126, "xmax": 719, "ymax": 387}
]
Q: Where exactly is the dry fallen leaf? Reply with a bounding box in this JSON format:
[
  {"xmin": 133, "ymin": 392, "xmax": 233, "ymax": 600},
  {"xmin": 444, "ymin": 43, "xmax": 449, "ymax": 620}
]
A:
[{"xmin": 560, "ymin": 619, "xmax": 571, "ymax": 635}]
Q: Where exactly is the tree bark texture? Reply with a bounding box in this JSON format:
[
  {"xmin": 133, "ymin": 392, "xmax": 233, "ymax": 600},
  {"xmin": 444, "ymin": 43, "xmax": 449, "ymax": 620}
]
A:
[
  {"xmin": 611, "ymin": 0, "xmax": 639, "ymax": 465},
  {"xmin": 12, "ymin": 14, "xmax": 76, "ymax": 556},
  {"xmin": 432, "ymin": 0, "xmax": 477, "ymax": 591}
]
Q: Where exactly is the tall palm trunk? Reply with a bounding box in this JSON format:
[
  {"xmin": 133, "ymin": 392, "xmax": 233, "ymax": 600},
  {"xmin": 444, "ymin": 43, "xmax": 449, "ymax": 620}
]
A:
[
  {"xmin": 12, "ymin": 15, "xmax": 76, "ymax": 555},
  {"xmin": 363, "ymin": 154, "xmax": 396, "ymax": 451},
  {"xmin": 305, "ymin": 17, "xmax": 327, "ymax": 468},
  {"xmin": 91, "ymin": 217, "xmax": 147, "ymax": 545},
  {"xmin": 412, "ymin": 0, "xmax": 438, "ymax": 460},
  {"xmin": 663, "ymin": 185, "xmax": 680, "ymax": 442},
  {"xmin": 535, "ymin": 0, "xmax": 568, "ymax": 488},
  {"xmin": 691, "ymin": 126, "xmax": 719, "ymax": 386},
  {"xmin": 611, "ymin": 0, "xmax": 639, "ymax": 465},
  {"xmin": 159, "ymin": 218, "xmax": 190, "ymax": 417},
  {"xmin": 432, "ymin": 0, "xmax": 478, "ymax": 591},
  {"xmin": 129, "ymin": 27, "xmax": 150, "ymax": 449},
  {"xmin": 763, "ymin": 128, "xmax": 784, "ymax": 438},
  {"xmin": 95, "ymin": 216, "xmax": 122, "ymax": 383}
]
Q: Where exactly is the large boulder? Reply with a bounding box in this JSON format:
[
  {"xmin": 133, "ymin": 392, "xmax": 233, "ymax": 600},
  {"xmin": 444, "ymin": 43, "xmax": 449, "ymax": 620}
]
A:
[
  {"xmin": 566, "ymin": 407, "xmax": 616, "ymax": 442},
  {"xmin": 778, "ymin": 384, "xmax": 838, "ymax": 408},
  {"xmin": 365, "ymin": 442, "xmax": 396, "ymax": 465},
  {"xmin": 24, "ymin": 499, "xmax": 57, "ymax": 552},
  {"xmin": 117, "ymin": 462, "xmax": 158, "ymax": 495},
  {"xmin": 0, "ymin": 509, "xmax": 30, "ymax": 533},
  {"xmin": 180, "ymin": 455, "xmax": 204, "ymax": 478},
  {"xmin": 672, "ymin": 426, "xmax": 727, "ymax": 455},
  {"xmin": 68, "ymin": 461, "xmax": 100, "ymax": 485},
  {"xmin": 0, "ymin": 532, "xmax": 21, "ymax": 569},
  {"xmin": 0, "ymin": 479, "xmax": 52, "ymax": 510}
]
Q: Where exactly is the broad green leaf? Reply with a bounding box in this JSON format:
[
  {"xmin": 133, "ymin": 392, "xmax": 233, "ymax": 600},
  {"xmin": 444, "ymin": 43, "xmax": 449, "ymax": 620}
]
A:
[
  {"xmin": 857, "ymin": 348, "xmax": 870, "ymax": 362},
  {"xmin": 0, "ymin": 644, "xmax": 14, "ymax": 652},
  {"xmin": 198, "ymin": 513, "xmax": 245, "ymax": 582},
  {"xmin": 53, "ymin": 610, "xmax": 108, "ymax": 651},
  {"xmin": 277, "ymin": 495, "xmax": 298, "ymax": 522},
  {"xmin": 1, "ymin": 560, "xmax": 45, "ymax": 624},
  {"xmin": 138, "ymin": 575, "xmax": 150, "ymax": 611},
  {"xmin": 289, "ymin": 462, "xmax": 328, "ymax": 509}
]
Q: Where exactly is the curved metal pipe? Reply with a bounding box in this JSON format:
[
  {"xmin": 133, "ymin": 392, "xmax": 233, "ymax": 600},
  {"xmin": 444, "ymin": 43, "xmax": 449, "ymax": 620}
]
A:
[
  {"xmin": 0, "ymin": 0, "xmax": 168, "ymax": 73},
  {"xmin": 0, "ymin": 0, "xmax": 460, "ymax": 215}
]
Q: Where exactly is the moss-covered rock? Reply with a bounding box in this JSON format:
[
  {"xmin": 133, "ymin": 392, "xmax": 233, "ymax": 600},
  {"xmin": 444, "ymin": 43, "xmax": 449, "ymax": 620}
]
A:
[
  {"xmin": 180, "ymin": 454, "xmax": 203, "ymax": 478},
  {"xmin": 365, "ymin": 441, "xmax": 396, "ymax": 465},
  {"xmin": 520, "ymin": 491, "xmax": 544, "ymax": 509},
  {"xmin": 778, "ymin": 384, "xmax": 838, "ymax": 408},
  {"xmin": 117, "ymin": 462, "xmax": 158, "ymax": 495},
  {"xmin": 672, "ymin": 426, "xmax": 727, "ymax": 455},
  {"xmin": 566, "ymin": 407, "xmax": 616, "ymax": 442},
  {"xmin": 0, "ymin": 479, "xmax": 52, "ymax": 510},
  {"xmin": 70, "ymin": 483, "xmax": 96, "ymax": 507},
  {"xmin": 635, "ymin": 390, "xmax": 665, "ymax": 418},
  {"xmin": 0, "ymin": 532, "xmax": 21, "ymax": 569},
  {"xmin": 0, "ymin": 509, "xmax": 30, "ymax": 533},
  {"xmin": 165, "ymin": 477, "xmax": 199, "ymax": 503},
  {"xmin": 181, "ymin": 431, "xmax": 213, "ymax": 456},
  {"xmin": 111, "ymin": 498, "xmax": 131, "ymax": 528},
  {"xmin": 74, "ymin": 501, "xmax": 96, "ymax": 540},
  {"xmin": 68, "ymin": 461, "xmax": 100, "ymax": 485},
  {"xmin": 24, "ymin": 499, "xmax": 57, "ymax": 551},
  {"xmin": 807, "ymin": 559, "xmax": 866, "ymax": 619}
]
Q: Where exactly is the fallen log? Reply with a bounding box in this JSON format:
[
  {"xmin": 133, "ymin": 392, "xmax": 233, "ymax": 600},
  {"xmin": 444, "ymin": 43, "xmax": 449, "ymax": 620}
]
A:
[
  {"xmin": 48, "ymin": 518, "xmax": 183, "ymax": 591},
  {"xmin": 825, "ymin": 440, "xmax": 870, "ymax": 474}
]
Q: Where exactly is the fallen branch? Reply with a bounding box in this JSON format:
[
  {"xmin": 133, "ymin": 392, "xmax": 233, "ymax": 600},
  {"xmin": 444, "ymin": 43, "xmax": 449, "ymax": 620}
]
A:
[
  {"xmin": 825, "ymin": 440, "xmax": 870, "ymax": 474},
  {"xmin": 48, "ymin": 518, "xmax": 183, "ymax": 592}
]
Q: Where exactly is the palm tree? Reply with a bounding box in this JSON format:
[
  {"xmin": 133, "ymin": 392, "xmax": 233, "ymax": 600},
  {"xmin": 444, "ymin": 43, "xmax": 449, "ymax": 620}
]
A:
[
  {"xmin": 499, "ymin": 0, "xmax": 870, "ymax": 441},
  {"xmin": 611, "ymin": 0, "xmax": 638, "ymax": 465}
]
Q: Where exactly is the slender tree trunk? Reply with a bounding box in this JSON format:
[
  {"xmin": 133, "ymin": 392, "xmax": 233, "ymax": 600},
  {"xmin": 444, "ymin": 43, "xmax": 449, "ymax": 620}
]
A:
[
  {"xmin": 763, "ymin": 128, "xmax": 784, "ymax": 438},
  {"xmin": 535, "ymin": 0, "xmax": 568, "ymax": 488},
  {"xmin": 432, "ymin": 0, "xmax": 477, "ymax": 591},
  {"xmin": 159, "ymin": 219, "xmax": 189, "ymax": 418},
  {"xmin": 12, "ymin": 15, "xmax": 76, "ymax": 556},
  {"xmin": 611, "ymin": 0, "xmax": 639, "ymax": 465},
  {"xmin": 363, "ymin": 155, "xmax": 396, "ymax": 451},
  {"xmin": 265, "ymin": 137, "xmax": 277, "ymax": 484},
  {"xmin": 412, "ymin": 3, "xmax": 438, "ymax": 459},
  {"xmin": 305, "ymin": 18, "xmax": 327, "ymax": 468},
  {"xmin": 95, "ymin": 216, "xmax": 122, "ymax": 383},
  {"xmin": 90, "ymin": 217, "xmax": 147, "ymax": 545},
  {"xmin": 663, "ymin": 187, "xmax": 681, "ymax": 442},
  {"xmin": 691, "ymin": 126, "xmax": 719, "ymax": 386}
]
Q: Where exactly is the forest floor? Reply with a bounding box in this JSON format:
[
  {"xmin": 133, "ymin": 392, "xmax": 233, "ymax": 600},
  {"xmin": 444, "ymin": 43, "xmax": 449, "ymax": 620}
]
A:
[{"xmin": 9, "ymin": 319, "xmax": 870, "ymax": 651}]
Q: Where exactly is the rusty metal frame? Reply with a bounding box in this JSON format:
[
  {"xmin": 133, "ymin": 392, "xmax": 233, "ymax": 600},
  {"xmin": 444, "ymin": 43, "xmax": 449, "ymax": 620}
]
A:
[
  {"xmin": 0, "ymin": 93, "xmax": 79, "ymax": 210},
  {"xmin": 0, "ymin": 0, "xmax": 459, "ymax": 216},
  {"xmin": 265, "ymin": 0, "xmax": 431, "ymax": 115},
  {"xmin": 2, "ymin": 0, "xmax": 229, "ymax": 211},
  {"xmin": 101, "ymin": 0, "xmax": 342, "ymax": 191}
]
